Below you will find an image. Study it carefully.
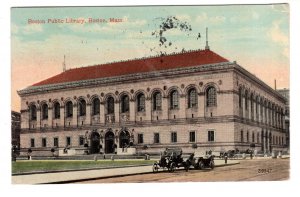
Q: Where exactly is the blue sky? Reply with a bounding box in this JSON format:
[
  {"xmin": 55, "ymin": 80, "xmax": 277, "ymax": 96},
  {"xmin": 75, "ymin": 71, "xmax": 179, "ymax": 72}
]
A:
[{"xmin": 11, "ymin": 4, "xmax": 289, "ymax": 111}]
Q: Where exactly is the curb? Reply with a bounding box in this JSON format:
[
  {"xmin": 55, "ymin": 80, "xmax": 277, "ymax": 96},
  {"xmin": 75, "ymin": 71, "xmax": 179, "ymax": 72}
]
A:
[{"xmin": 12, "ymin": 164, "xmax": 153, "ymax": 176}]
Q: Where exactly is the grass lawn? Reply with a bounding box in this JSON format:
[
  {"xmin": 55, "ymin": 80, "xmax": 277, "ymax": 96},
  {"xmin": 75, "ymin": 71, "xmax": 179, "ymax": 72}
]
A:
[{"xmin": 12, "ymin": 159, "xmax": 154, "ymax": 174}]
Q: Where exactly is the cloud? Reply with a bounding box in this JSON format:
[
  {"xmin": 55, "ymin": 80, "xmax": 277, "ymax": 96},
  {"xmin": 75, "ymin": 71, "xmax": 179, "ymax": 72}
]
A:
[
  {"xmin": 269, "ymin": 20, "xmax": 289, "ymax": 45},
  {"xmin": 175, "ymin": 14, "xmax": 191, "ymax": 22},
  {"xmin": 23, "ymin": 24, "xmax": 43, "ymax": 34},
  {"xmin": 268, "ymin": 20, "xmax": 289, "ymax": 58},
  {"xmin": 195, "ymin": 13, "xmax": 225, "ymax": 24}
]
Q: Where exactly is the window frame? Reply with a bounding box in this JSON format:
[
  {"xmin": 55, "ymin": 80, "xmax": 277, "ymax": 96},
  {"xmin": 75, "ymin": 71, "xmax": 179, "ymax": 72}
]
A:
[
  {"xmin": 66, "ymin": 101, "xmax": 73, "ymax": 118},
  {"xmin": 154, "ymin": 133, "xmax": 160, "ymax": 144},
  {"xmin": 170, "ymin": 90, "xmax": 179, "ymax": 110},
  {"xmin": 208, "ymin": 130, "xmax": 215, "ymax": 142},
  {"xmin": 137, "ymin": 93, "xmax": 145, "ymax": 112},
  {"xmin": 30, "ymin": 138, "xmax": 35, "ymax": 147},
  {"xmin": 206, "ymin": 86, "xmax": 217, "ymax": 107},
  {"xmin": 189, "ymin": 131, "xmax": 196, "ymax": 143},
  {"xmin": 171, "ymin": 132, "xmax": 177, "ymax": 143},
  {"xmin": 54, "ymin": 137, "xmax": 59, "ymax": 147},
  {"xmin": 66, "ymin": 136, "xmax": 71, "ymax": 146},
  {"xmin": 138, "ymin": 133, "xmax": 144, "ymax": 144},
  {"xmin": 42, "ymin": 138, "xmax": 47, "ymax": 147},
  {"xmin": 188, "ymin": 88, "xmax": 197, "ymax": 108},
  {"xmin": 153, "ymin": 92, "xmax": 162, "ymax": 111}
]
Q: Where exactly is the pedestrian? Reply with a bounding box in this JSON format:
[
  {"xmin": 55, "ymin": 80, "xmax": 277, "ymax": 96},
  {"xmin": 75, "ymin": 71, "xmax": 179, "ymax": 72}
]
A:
[{"xmin": 224, "ymin": 152, "xmax": 228, "ymax": 164}]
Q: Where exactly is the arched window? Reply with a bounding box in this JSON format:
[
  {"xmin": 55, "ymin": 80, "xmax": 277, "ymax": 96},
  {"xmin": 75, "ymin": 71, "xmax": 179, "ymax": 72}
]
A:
[
  {"xmin": 78, "ymin": 99, "xmax": 86, "ymax": 116},
  {"xmin": 170, "ymin": 90, "xmax": 179, "ymax": 109},
  {"xmin": 206, "ymin": 86, "xmax": 217, "ymax": 107},
  {"xmin": 241, "ymin": 130, "xmax": 244, "ymax": 142},
  {"xmin": 239, "ymin": 87, "xmax": 243, "ymax": 108},
  {"xmin": 153, "ymin": 91, "xmax": 162, "ymax": 111},
  {"xmin": 42, "ymin": 103, "xmax": 48, "ymax": 119},
  {"xmin": 107, "ymin": 97, "xmax": 114, "ymax": 114},
  {"xmin": 252, "ymin": 132, "xmax": 255, "ymax": 142},
  {"xmin": 256, "ymin": 96, "xmax": 259, "ymax": 120},
  {"xmin": 250, "ymin": 93, "xmax": 254, "ymax": 119},
  {"xmin": 245, "ymin": 90, "xmax": 248, "ymax": 110},
  {"xmin": 188, "ymin": 88, "xmax": 197, "ymax": 108},
  {"xmin": 54, "ymin": 102, "xmax": 60, "ymax": 119},
  {"xmin": 246, "ymin": 131, "xmax": 249, "ymax": 142},
  {"xmin": 257, "ymin": 132, "xmax": 260, "ymax": 143},
  {"xmin": 121, "ymin": 95, "xmax": 129, "ymax": 113},
  {"xmin": 66, "ymin": 101, "xmax": 73, "ymax": 118},
  {"xmin": 30, "ymin": 105, "xmax": 37, "ymax": 120},
  {"xmin": 92, "ymin": 98, "xmax": 100, "ymax": 115},
  {"xmin": 137, "ymin": 93, "xmax": 145, "ymax": 112}
]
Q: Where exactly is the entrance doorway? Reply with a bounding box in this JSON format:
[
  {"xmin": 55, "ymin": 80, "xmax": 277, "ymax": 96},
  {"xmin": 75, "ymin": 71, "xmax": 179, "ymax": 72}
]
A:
[
  {"xmin": 105, "ymin": 131, "xmax": 115, "ymax": 154},
  {"xmin": 119, "ymin": 130, "xmax": 130, "ymax": 149},
  {"xmin": 90, "ymin": 132, "xmax": 100, "ymax": 154}
]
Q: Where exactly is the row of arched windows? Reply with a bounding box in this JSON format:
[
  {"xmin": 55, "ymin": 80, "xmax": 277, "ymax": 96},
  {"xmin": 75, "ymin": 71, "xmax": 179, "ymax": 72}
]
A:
[
  {"xmin": 28, "ymin": 86, "xmax": 217, "ymax": 121},
  {"xmin": 240, "ymin": 130, "xmax": 284, "ymax": 146},
  {"xmin": 238, "ymin": 86, "xmax": 284, "ymax": 128}
]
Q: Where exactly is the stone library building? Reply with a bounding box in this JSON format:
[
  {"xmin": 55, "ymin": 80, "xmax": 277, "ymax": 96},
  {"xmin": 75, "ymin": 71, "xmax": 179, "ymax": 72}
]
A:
[{"xmin": 18, "ymin": 45, "xmax": 287, "ymax": 156}]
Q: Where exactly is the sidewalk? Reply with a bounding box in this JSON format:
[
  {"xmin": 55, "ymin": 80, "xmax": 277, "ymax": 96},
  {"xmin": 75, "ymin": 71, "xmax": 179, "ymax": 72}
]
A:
[{"xmin": 12, "ymin": 159, "xmax": 239, "ymax": 184}]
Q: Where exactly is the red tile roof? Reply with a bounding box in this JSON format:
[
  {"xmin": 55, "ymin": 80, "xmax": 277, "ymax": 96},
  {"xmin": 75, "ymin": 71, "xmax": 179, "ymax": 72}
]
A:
[{"xmin": 32, "ymin": 49, "xmax": 229, "ymax": 87}]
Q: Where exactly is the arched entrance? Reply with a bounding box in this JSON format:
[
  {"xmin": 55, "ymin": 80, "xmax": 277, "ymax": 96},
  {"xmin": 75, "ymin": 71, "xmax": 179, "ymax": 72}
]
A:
[
  {"xmin": 119, "ymin": 130, "xmax": 130, "ymax": 148},
  {"xmin": 90, "ymin": 132, "xmax": 100, "ymax": 154},
  {"xmin": 105, "ymin": 131, "xmax": 115, "ymax": 154}
]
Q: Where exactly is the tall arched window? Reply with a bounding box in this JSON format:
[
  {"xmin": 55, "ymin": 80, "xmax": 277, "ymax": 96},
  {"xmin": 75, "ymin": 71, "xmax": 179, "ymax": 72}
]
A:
[
  {"xmin": 170, "ymin": 90, "xmax": 179, "ymax": 109},
  {"xmin": 256, "ymin": 96, "xmax": 259, "ymax": 120},
  {"xmin": 121, "ymin": 95, "xmax": 129, "ymax": 113},
  {"xmin": 250, "ymin": 93, "xmax": 254, "ymax": 119},
  {"xmin": 246, "ymin": 131, "xmax": 249, "ymax": 142},
  {"xmin": 153, "ymin": 91, "xmax": 162, "ymax": 111},
  {"xmin": 137, "ymin": 93, "xmax": 145, "ymax": 112},
  {"xmin": 188, "ymin": 88, "xmax": 197, "ymax": 108},
  {"xmin": 206, "ymin": 86, "xmax": 217, "ymax": 107},
  {"xmin": 245, "ymin": 90, "xmax": 248, "ymax": 110},
  {"xmin": 78, "ymin": 99, "xmax": 86, "ymax": 116},
  {"xmin": 257, "ymin": 132, "xmax": 260, "ymax": 143},
  {"xmin": 239, "ymin": 87, "xmax": 243, "ymax": 108},
  {"xmin": 92, "ymin": 98, "xmax": 100, "ymax": 115},
  {"xmin": 30, "ymin": 105, "xmax": 37, "ymax": 120},
  {"xmin": 54, "ymin": 102, "xmax": 60, "ymax": 119},
  {"xmin": 66, "ymin": 101, "xmax": 73, "ymax": 118},
  {"xmin": 42, "ymin": 103, "xmax": 48, "ymax": 119},
  {"xmin": 252, "ymin": 132, "xmax": 255, "ymax": 142},
  {"xmin": 107, "ymin": 97, "xmax": 114, "ymax": 114}
]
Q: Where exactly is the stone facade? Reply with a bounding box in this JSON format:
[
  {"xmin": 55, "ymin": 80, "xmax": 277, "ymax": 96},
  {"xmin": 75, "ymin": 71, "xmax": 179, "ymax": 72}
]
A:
[{"xmin": 18, "ymin": 50, "xmax": 287, "ymax": 156}]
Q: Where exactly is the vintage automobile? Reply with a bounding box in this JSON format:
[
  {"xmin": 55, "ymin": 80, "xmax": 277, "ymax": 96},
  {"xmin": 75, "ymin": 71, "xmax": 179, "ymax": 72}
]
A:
[
  {"xmin": 185, "ymin": 153, "xmax": 215, "ymax": 171},
  {"xmin": 152, "ymin": 148, "xmax": 188, "ymax": 172}
]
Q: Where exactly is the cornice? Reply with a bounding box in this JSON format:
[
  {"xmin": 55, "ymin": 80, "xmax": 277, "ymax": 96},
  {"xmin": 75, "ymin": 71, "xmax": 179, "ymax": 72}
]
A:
[{"xmin": 18, "ymin": 62, "xmax": 231, "ymax": 96}]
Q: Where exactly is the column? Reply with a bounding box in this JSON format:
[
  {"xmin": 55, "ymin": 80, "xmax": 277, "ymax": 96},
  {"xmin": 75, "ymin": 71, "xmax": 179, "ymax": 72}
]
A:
[
  {"xmin": 198, "ymin": 93, "xmax": 204, "ymax": 117},
  {"xmin": 86, "ymin": 103, "xmax": 91, "ymax": 125},
  {"xmin": 100, "ymin": 102, "xmax": 105, "ymax": 124},
  {"xmin": 129, "ymin": 99, "xmax": 135, "ymax": 122},
  {"xmin": 60, "ymin": 106, "xmax": 64, "ymax": 127},
  {"xmin": 48, "ymin": 107, "xmax": 53, "ymax": 128},
  {"xmin": 162, "ymin": 96, "xmax": 168, "ymax": 120},
  {"xmin": 72, "ymin": 104, "xmax": 78, "ymax": 126},
  {"xmin": 145, "ymin": 98, "xmax": 151, "ymax": 121},
  {"xmin": 115, "ymin": 101, "xmax": 120, "ymax": 123},
  {"xmin": 242, "ymin": 96, "xmax": 246, "ymax": 118},
  {"xmin": 36, "ymin": 107, "xmax": 41, "ymax": 129},
  {"xmin": 179, "ymin": 94, "xmax": 186, "ymax": 119}
]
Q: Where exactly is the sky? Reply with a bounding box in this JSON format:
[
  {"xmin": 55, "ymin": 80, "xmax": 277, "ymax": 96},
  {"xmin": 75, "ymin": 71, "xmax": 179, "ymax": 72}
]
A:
[{"xmin": 11, "ymin": 4, "xmax": 290, "ymax": 111}]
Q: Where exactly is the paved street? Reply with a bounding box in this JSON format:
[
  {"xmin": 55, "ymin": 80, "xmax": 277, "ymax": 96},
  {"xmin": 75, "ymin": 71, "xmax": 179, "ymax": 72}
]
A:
[{"xmin": 77, "ymin": 158, "xmax": 289, "ymax": 183}]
